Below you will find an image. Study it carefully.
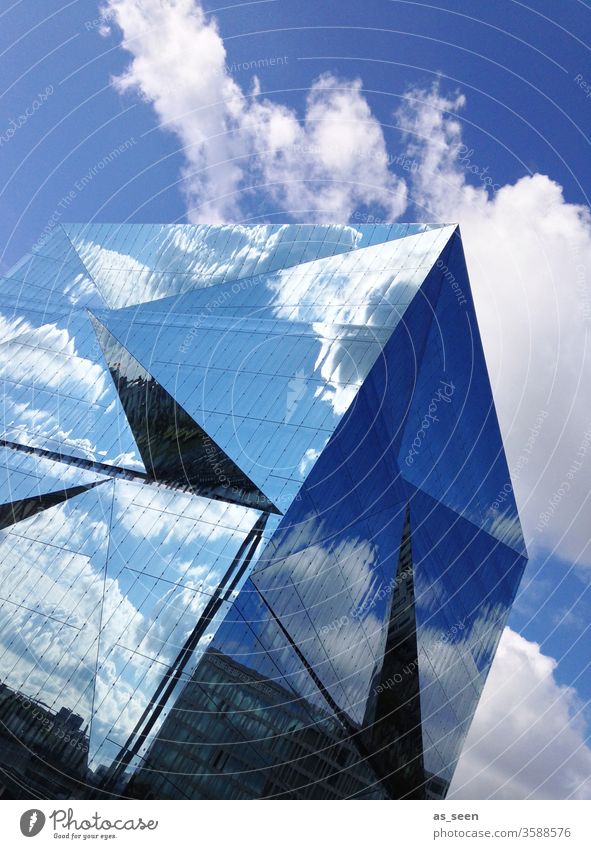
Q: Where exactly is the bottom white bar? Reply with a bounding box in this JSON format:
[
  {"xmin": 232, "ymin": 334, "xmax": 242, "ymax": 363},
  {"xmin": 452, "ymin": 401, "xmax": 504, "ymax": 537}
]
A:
[{"xmin": 0, "ymin": 799, "xmax": 589, "ymax": 847}]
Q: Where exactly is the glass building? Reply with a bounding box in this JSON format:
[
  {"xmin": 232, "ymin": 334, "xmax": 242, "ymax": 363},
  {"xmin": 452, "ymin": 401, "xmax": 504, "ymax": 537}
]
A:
[{"xmin": 0, "ymin": 222, "xmax": 526, "ymax": 799}]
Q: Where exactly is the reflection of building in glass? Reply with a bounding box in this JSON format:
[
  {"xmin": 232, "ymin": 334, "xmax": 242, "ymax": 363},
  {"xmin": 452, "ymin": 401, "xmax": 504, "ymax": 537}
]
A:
[
  {"xmin": 0, "ymin": 681, "xmax": 89, "ymax": 798},
  {"xmin": 0, "ymin": 223, "xmax": 527, "ymax": 799},
  {"xmin": 127, "ymin": 649, "xmax": 386, "ymax": 800}
]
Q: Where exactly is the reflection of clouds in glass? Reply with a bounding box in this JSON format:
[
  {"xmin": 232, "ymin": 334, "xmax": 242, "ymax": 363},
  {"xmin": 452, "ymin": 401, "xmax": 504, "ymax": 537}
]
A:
[
  {"xmin": 298, "ymin": 447, "xmax": 321, "ymax": 477},
  {"xmin": 0, "ymin": 315, "xmax": 144, "ymax": 469},
  {"xmin": 311, "ymin": 323, "xmax": 370, "ymax": 415},
  {"xmin": 0, "ymin": 311, "xmax": 35, "ymax": 345},
  {"xmin": 0, "ymin": 473, "xmax": 258, "ymax": 766},
  {"xmin": 114, "ymin": 479, "xmax": 257, "ymax": 544},
  {"xmin": 485, "ymin": 509, "xmax": 525, "ymax": 551},
  {"xmin": 416, "ymin": 605, "xmax": 510, "ymax": 780},
  {"xmin": 64, "ymin": 223, "xmax": 364, "ymax": 310},
  {"xmin": 263, "ymin": 230, "xmax": 454, "ymax": 417},
  {"xmin": 0, "ymin": 488, "xmax": 114, "ymax": 724},
  {"xmin": 256, "ymin": 529, "xmax": 393, "ymax": 724}
]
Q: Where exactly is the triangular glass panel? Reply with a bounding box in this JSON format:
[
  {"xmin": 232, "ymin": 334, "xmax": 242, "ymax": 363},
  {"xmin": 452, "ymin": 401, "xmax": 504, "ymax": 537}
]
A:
[
  {"xmin": 63, "ymin": 223, "xmax": 449, "ymax": 310},
  {"xmin": 0, "ymin": 443, "xmax": 109, "ymax": 504},
  {"xmin": 398, "ymin": 230, "xmax": 526, "ymax": 555},
  {"xmin": 89, "ymin": 313, "xmax": 278, "ymax": 512},
  {"xmin": 360, "ymin": 506, "xmax": 425, "ymax": 798},
  {"xmin": 0, "ymin": 479, "xmax": 106, "ymax": 530},
  {"xmin": 91, "ymin": 225, "xmax": 456, "ymax": 512},
  {"xmin": 4, "ymin": 225, "xmax": 106, "ymax": 316},
  {"xmin": 0, "ymin": 311, "xmax": 146, "ymax": 471},
  {"xmin": 0, "ymin": 481, "xmax": 114, "ymax": 790}
]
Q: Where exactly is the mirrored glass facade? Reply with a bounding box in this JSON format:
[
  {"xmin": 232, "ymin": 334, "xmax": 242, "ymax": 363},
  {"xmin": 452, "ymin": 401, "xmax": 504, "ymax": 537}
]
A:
[{"xmin": 0, "ymin": 223, "xmax": 526, "ymax": 799}]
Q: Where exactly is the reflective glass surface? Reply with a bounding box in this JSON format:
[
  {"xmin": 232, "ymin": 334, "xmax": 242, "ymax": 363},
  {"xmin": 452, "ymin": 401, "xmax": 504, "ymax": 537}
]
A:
[{"xmin": 0, "ymin": 223, "xmax": 526, "ymax": 800}]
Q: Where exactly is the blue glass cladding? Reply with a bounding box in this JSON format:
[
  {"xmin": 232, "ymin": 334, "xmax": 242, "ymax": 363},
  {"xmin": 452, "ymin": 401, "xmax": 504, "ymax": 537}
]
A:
[
  {"xmin": 90, "ymin": 225, "xmax": 457, "ymax": 513},
  {"xmin": 0, "ymin": 221, "xmax": 527, "ymax": 800},
  {"xmin": 409, "ymin": 487, "xmax": 527, "ymax": 785},
  {"xmin": 399, "ymin": 233, "xmax": 526, "ymax": 555},
  {"xmin": 127, "ymin": 577, "xmax": 388, "ymax": 799},
  {"xmin": 134, "ymin": 226, "xmax": 528, "ymax": 798}
]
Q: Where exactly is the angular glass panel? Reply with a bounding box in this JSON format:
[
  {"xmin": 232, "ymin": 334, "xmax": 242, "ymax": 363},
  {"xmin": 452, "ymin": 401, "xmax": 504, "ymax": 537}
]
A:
[
  {"xmin": 63, "ymin": 223, "xmax": 378, "ymax": 309},
  {"xmin": 91, "ymin": 226, "xmax": 456, "ymax": 510},
  {"xmin": 0, "ymin": 481, "xmax": 114, "ymax": 768},
  {"xmin": 89, "ymin": 314, "xmax": 278, "ymax": 512},
  {"xmin": 0, "ymin": 479, "xmax": 106, "ymax": 530},
  {"xmin": 0, "ymin": 311, "xmax": 145, "ymax": 470},
  {"xmin": 126, "ymin": 579, "xmax": 386, "ymax": 800},
  {"xmin": 0, "ymin": 222, "xmax": 527, "ymax": 801},
  {"xmin": 399, "ymin": 232, "xmax": 526, "ymax": 555},
  {"xmin": 5, "ymin": 225, "xmax": 105, "ymax": 314},
  {"xmin": 0, "ymin": 444, "xmax": 107, "ymax": 503},
  {"xmin": 409, "ymin": 486, "xmax": 527, "ymax": 786},
  {"xmin": 86, "ymin": 483, "xmax": 265, "ymax": 783}
]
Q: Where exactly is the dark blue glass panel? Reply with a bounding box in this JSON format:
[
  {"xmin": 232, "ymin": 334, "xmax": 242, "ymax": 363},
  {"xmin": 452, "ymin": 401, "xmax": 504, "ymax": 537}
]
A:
[
  {"xmin": 399, "ymin": 232, "xmax": 526, "ymax": 556},
  {"xmin": 409, "ymin": 486, "xmax": 527, "ymax": 786}
]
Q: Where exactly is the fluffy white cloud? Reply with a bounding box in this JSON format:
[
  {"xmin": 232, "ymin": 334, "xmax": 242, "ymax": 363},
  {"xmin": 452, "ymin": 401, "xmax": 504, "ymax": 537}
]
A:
[
  {"xmin": 102, "ymin": 0, "xmax": 406, "ymax": 222},
  {"xmin": 450, "ymin": 628, "xmax": 591, "ymax": 799},
  {"xmin": 397, "ymin": 84, "xmax": 591, "ymax": 568}
]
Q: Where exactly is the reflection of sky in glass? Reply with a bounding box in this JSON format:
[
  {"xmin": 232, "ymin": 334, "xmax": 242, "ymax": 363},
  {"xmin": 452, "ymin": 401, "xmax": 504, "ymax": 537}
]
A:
[{"xmin": 0, "ymin": 222, "xmax": 526, "ymax": 796}]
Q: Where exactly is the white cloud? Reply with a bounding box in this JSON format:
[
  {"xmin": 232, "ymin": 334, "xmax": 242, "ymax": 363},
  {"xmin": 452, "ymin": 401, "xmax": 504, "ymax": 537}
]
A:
[
  {"xmin": 102, "ymin": 0, "xmax": 406, "ymax": 222},
  {"xmin": 450, "ymin": 627, "xmax": 591, "ymax": 799},
  {"xmin": 397, "ymin": 83, "xmax": 591, "ymax": 568}
]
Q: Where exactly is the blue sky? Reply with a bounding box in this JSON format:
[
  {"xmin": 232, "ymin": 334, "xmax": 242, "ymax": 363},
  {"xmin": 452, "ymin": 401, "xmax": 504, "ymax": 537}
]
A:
[{"xmin": 1, "ymin": 0, "xmax": 591, "ymax": 798}]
